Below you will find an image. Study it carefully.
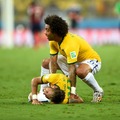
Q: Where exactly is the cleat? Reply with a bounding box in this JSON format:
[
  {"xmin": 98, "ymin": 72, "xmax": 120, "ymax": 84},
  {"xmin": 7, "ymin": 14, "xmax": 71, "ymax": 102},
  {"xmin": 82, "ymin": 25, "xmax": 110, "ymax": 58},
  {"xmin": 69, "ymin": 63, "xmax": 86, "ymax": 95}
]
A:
[{"xmin": 91, "ymin": 91, "xmax": 103, "ymax": 103}]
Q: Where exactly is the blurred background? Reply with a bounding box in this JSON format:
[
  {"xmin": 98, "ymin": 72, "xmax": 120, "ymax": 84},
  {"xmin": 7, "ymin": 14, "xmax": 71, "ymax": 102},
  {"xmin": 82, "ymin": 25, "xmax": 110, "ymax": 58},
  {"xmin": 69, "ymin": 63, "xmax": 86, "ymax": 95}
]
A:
[{"xmin": 0, "ymin": 0, "xmax": 120, "ymax": 48}]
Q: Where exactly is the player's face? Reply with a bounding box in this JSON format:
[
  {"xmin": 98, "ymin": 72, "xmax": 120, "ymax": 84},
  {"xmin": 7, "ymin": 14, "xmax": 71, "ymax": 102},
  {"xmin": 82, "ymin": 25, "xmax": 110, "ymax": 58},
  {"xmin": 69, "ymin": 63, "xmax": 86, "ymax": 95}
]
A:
[
  {"xmin": 45, "ymin": 24, "xmax": 54, "ymax": 41},
  {"xmin": 43, "ymin": 86, "xmax": 54, "ymax": 99}
]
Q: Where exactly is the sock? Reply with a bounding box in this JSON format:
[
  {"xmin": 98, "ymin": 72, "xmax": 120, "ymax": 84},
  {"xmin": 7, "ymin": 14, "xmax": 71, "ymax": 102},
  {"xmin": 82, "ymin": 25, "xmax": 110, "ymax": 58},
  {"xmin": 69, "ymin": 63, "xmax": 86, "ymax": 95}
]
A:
[
  {"xmin": 39, "ymin": 67, "xmax": 49, "ymax": 101},
  {"xmin": 83, "ymin": 72, "xmax": 103, "ymax": 92},
  {"xmin": 40, "ymin": 66, "xmax": 49, "ymax": 91},
  {"xmin": 40, "ymin": 66, "xmax": 49, "ymax": 76}
]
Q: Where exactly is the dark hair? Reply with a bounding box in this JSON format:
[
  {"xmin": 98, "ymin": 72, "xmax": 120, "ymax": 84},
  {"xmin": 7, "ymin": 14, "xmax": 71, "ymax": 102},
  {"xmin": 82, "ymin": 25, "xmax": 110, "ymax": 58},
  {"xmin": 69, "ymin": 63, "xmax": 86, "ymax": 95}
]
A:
[
  {"xmin": 51, "ymin": 88, "xmax": 65, "ymax": 104},
  {"xmin": 44, "ymin": 15, "xmax": 68, "ymax": 37}
]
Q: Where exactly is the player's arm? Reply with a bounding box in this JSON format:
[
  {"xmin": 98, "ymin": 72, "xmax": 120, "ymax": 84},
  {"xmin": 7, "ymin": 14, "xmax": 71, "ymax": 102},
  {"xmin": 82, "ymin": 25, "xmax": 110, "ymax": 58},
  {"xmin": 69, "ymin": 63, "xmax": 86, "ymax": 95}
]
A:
[
  {"xmin": 68, "ymin": 64, "xmax": 77, "ymax": 94},
  {"xmin": 49, "ymin": 55, "xmax": 58, "ymax": 73},
  {"xmin": 31, "ymin": 77, "xmax": 47, "ymax": 105}
]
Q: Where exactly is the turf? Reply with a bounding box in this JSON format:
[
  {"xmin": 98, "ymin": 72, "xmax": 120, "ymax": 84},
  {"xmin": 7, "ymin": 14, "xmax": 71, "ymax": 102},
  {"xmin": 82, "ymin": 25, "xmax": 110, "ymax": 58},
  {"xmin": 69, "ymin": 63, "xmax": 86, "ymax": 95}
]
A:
[{"xmin": 0, "ymin": 45, "xmax": 120, "ymax": 120}]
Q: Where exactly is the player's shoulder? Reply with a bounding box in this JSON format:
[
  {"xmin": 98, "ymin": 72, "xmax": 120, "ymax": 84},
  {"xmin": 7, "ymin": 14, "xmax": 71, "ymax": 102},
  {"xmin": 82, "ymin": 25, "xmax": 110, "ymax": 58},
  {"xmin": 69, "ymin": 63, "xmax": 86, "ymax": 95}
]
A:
[{"xmin": 65, "ymin": 33, "xmax": 81, "ymax": 42}]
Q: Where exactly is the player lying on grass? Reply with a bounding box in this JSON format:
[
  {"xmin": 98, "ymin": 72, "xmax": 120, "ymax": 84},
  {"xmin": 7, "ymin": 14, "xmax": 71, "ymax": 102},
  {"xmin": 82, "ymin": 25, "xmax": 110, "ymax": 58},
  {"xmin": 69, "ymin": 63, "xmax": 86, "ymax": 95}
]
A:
[{"xmin": 28, "ymin": 73, "xmax": 83, "ymax": 104}]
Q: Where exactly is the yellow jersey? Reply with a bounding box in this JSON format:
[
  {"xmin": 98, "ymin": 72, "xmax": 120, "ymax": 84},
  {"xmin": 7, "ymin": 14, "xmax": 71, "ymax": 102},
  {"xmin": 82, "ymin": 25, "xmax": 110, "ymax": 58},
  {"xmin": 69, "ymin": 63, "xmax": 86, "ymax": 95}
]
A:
[
  {"xmin": 49, "ymin": 32, "xmax": 101, "ymax": 64},
  {"xmin": 41, "ymin": 73, "xmax": 71, "ymax": 104}
]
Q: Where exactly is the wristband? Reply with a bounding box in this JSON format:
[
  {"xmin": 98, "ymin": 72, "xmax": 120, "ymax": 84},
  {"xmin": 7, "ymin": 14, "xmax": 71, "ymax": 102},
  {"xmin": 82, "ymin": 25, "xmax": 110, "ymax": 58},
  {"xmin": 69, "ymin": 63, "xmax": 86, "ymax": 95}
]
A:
[
  {"xmin": 71, "ymin": 87, "xmax": 76, "ymax": 94},
  {"xmin": 32, "ymin": 94, "xmax": 37, "ymax": 100}
]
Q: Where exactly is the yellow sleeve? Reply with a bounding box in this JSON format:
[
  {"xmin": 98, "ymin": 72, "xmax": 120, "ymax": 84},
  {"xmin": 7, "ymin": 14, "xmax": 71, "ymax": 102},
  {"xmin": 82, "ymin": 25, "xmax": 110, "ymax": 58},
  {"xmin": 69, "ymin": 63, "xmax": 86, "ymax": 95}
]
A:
[
  {"xmin": 42, "ymin": 74, "xmax": 58, "ymax": 84},
  {"xmin": 41, "ymin": 74, "xmax": 51, "ymax": 83},
  {"xmin": 65, "ymin": 46, "xmax": 79, "ymax": 64},
  {"xmin": 42, "ymin": 74, "xmax": 64, "ymax": 84},
  {"xmin": 49, "ymin": 41, "xmax": 59, "ymax": 55}
]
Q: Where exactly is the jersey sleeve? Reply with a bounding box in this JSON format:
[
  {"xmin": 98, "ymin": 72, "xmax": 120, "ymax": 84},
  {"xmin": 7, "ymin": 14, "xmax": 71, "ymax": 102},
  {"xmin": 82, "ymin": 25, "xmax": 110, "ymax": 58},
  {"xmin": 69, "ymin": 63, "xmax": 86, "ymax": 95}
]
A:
[
  {"xmin": 42, "ymin": 74, "xmax": 59, "ymax": 84},
  {"xmin": 65, "ymin": 45, "xmax": 79, "ymax": 64},
  {"xmin": 41, "ymin": 74, "xmax": 51, "ymax": 83},
  {"xmin": 49, "ymin": 41, "xmax": 59, "ymax": 55}
]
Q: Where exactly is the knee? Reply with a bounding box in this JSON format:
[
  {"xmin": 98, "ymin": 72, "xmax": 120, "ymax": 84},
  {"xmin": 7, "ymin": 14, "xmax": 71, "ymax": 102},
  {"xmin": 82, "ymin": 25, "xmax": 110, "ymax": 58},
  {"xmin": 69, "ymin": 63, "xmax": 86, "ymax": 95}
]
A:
[
  {"xmin": 76, "ymin": 68, "xmax": 88, "ymax": 79},
  {"xmin": 42, "ymin": 58, "xmax": 50, "ymax": 69}
]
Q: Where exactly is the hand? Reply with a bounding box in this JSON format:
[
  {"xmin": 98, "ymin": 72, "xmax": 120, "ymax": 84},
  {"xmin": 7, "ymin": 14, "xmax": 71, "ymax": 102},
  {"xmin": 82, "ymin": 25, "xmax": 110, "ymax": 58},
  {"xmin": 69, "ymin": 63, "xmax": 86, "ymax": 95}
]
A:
[
  {"xmin": 69, "ymin": 93, "xmax": 84, "ymax": 103},
  {"xmin": 32, "ymin": 99, "xmax": 43, "ymax": 105}
]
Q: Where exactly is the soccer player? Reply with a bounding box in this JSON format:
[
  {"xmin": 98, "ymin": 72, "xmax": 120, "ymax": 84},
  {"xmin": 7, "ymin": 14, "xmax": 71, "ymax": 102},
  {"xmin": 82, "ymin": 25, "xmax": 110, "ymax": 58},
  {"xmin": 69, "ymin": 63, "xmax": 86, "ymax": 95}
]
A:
[
  {"xmin": 40, "ymin": 15, "xmax": 103, "ymax": 103},
  {"xmin": 27, "ymin": 1, "xmax": 44, "ymax": 48},
  {"xmin": 28, "ymin": 73, "xmax": 83, "ymax": 104}
]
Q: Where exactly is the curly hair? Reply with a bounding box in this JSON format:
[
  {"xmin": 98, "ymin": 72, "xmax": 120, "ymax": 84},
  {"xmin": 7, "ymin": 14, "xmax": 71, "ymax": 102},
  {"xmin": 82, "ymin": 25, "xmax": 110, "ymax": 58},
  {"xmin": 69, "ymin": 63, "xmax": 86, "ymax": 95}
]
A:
[
  {"xmin": 51, "ymin": 88, "xmax": 65, "ymax": 104},
  {"xmin": 44, "ymin": 15, "xmax": 68, "ymax": 37}
]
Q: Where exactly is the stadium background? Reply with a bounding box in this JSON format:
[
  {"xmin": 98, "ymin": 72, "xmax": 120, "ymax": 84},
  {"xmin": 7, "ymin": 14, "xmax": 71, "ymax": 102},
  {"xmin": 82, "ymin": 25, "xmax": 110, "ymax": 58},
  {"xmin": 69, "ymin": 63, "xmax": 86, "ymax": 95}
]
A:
[{"xmin": 0, "ymin": 0, "xmax": 120, "ymax": 47}]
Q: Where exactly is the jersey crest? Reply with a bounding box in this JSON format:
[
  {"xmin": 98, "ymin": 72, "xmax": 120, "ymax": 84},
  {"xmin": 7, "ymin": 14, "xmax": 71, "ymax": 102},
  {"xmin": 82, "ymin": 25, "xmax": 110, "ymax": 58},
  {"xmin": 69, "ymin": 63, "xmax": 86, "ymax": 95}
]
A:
[{"xmin": 70, "ymin": 51, "xmax": 77, "ymax": 59}]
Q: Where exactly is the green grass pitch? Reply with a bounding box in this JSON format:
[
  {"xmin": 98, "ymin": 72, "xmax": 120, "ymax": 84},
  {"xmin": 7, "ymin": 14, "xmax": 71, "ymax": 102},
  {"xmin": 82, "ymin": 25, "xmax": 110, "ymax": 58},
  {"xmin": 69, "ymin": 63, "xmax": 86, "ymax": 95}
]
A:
[{"xmin": 0, "ymin": 45, "xmax": 120, "ymax": 120}]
